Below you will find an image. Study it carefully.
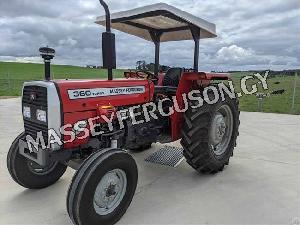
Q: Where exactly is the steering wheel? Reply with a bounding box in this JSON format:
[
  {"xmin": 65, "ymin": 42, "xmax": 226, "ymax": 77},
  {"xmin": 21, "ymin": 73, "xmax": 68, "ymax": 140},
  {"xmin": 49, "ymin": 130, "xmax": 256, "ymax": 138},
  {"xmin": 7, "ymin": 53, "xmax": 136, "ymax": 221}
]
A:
[{"xmin": 136, "ymin": 70, "xmax": 158, "ymax": 81}]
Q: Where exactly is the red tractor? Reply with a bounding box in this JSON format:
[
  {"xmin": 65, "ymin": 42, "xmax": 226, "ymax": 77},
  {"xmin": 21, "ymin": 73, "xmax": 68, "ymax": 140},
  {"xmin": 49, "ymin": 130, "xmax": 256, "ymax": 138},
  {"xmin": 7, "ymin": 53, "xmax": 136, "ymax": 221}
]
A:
[{"xmin": 7, "ymin": 1, "xmax": 239, "ymax": 225}]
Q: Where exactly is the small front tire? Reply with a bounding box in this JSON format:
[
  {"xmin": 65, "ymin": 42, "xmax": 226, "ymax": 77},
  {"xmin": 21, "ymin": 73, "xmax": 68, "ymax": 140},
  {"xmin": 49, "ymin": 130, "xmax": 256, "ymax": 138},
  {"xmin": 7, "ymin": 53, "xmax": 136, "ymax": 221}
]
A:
[
  {"xmin": 7, "ymin": 132, "xmax": 67, "ymax": 189},
  {"xmin": 67, "ymin": 148, "xmax": 138, "ymax": 225}
]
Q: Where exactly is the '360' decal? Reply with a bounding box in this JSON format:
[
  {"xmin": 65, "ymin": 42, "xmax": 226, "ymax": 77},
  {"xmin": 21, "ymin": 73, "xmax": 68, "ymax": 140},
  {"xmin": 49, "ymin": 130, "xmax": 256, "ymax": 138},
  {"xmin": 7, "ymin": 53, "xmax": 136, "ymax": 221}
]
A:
[{"xmin": 67, "ymin": 86, "xmax": 145, "ymax": 99}]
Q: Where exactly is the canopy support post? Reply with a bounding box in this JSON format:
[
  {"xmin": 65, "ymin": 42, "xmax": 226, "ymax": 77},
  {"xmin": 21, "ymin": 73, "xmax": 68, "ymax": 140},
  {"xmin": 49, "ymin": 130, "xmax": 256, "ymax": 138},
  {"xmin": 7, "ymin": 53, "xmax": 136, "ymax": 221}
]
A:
[
  {"xmin": 150, "ymin": 31, "xmax": 162, "ymax": 76},
  {"xmin": 154, "ymin": 41, "xmax": 160, "ymax": 76},
  {"xmin": 190, "ymin": 26, "xmax": 200, "ymax": 72}
]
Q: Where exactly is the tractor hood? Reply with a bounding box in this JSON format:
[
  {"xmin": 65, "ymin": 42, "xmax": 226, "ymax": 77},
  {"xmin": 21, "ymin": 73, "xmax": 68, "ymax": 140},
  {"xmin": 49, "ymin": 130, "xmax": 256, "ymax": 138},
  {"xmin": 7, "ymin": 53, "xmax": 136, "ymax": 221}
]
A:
[{"xmin": 54, "ymin": 79, "xmax": 154, "ymax": 113}]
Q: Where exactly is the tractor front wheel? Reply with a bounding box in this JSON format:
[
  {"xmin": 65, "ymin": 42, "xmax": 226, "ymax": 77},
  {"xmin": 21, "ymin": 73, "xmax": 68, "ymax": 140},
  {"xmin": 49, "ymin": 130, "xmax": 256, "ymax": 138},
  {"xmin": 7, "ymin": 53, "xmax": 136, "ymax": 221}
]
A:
[
  {"xmin": 181, "ymin": 87, "xmax": 240, "ymax": 174},
  {"xmin": 7, "ymin": 132, "xmax": 67, "ymax": 189},
  {"xmin": 67, "ymin": 148, "xmax": 138, "ymax": 225}
]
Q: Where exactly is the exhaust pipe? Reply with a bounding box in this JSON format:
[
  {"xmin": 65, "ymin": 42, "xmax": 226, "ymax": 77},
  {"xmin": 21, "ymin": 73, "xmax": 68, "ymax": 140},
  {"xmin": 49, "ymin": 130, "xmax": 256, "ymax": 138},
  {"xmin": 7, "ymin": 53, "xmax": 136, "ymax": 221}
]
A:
[
  {"xmin": 39, "ymin": 47, "xmax": 55, "ymax": 81},
  {"xmin": 99, "ymin": 0, "xmax": 116, "ymax": 80}
]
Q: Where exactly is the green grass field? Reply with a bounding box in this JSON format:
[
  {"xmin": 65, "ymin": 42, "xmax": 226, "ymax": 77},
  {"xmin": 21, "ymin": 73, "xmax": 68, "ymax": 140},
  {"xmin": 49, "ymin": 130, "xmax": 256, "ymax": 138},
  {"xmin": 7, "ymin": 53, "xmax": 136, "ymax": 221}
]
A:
[
  {"xmin": 229, "ymin": 72, "xmax": 300, "ymax": 114},
  {"xmin": 0, "ymin": 62, "xmax": 125, "ymax": 96},
  {"xmin": 0, "ymin": 61, "xmax": 299, "ymax": 114}
]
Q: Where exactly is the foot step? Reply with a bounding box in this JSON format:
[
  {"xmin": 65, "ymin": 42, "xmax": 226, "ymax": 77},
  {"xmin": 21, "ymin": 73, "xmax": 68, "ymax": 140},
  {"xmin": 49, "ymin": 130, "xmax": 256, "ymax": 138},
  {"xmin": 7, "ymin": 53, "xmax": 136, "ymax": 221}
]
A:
[{"xmin": 145, "ymin": 145, "xmax": 184, "ymax": 167}]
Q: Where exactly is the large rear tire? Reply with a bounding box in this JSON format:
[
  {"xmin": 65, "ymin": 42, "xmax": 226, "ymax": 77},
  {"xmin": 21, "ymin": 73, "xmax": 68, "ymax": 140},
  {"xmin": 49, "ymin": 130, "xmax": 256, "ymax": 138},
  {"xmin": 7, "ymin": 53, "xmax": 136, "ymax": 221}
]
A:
[
  {"xmin": 181, "ymin": 87, "xmax": 240, "ymax": 174},
  {"xmin": 7, "ymin": 132, "xmax": 67, "ymax": 189},
  {"xmin": 67, "ymin": 148, "xmax": 138, "ymax": 225}
]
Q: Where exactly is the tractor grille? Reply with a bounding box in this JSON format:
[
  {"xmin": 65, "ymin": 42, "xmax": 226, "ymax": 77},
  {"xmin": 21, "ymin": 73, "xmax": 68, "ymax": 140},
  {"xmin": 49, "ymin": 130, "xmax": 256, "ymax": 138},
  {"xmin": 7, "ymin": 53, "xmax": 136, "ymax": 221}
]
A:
[
  {"xmin": 22, "ymin": 85, "xmax": 48, "ymax": 145},
  {"xmin": 23, "ymin": 85, "xmax": 47, "ymax": 107},
  {"xmin": 24, "ymin": 119, "xmax": 48, "ymax": 144}
]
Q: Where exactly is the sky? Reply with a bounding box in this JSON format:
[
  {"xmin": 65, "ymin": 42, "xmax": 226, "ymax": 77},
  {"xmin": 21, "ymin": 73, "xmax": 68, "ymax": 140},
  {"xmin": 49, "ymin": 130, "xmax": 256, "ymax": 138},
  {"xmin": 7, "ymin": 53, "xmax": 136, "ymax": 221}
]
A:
[{"xmin": 0, "ymin": 0, "xmax": 299, "ymax": 71}]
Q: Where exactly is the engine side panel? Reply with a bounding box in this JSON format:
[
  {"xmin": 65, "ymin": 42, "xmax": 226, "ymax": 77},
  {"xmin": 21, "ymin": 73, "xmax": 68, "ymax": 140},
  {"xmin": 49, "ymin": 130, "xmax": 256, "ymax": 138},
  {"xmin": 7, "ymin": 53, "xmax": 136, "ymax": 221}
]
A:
[{"xmin": 54, "ymin": 79, "xmax": 154, "ymax": 149}]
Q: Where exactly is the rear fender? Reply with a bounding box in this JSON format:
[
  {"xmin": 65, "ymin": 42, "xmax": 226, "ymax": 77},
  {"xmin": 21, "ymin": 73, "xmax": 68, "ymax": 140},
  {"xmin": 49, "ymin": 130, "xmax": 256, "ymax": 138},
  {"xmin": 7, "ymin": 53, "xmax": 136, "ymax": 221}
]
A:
[{"xmin": 170, "ymin": 72, "xmax": 230, "ymax": 141}]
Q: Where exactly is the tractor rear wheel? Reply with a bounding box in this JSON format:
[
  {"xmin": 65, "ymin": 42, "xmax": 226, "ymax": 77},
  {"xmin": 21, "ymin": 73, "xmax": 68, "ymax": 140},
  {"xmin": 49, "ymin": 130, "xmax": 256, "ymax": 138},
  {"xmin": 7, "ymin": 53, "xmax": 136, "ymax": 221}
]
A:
[
  {"xmin": 67, "ymin": 148, "xmax": 138, "ymax": 225},
  {"xmin": 181, "ymin": 87, "xmax": 240, "ymax": 174},
  {"xmin": 7, "ymin": 132, "xmax": 67, "ymax": 189}
]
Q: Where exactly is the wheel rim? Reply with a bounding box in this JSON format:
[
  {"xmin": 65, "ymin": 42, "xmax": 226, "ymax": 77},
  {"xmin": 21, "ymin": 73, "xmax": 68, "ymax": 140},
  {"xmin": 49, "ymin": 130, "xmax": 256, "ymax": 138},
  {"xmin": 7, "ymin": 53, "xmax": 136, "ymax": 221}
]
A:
[
  {"xmin": 209, "ymin": 104, "xmax": 233, "ymax": 156},
  {"xmin": 27, "ymin": 160, "xmax": 58, "ymax": 175},
  {"xmin": 93, "ymin": 169, "xmax": 127, "ymax": 215}
]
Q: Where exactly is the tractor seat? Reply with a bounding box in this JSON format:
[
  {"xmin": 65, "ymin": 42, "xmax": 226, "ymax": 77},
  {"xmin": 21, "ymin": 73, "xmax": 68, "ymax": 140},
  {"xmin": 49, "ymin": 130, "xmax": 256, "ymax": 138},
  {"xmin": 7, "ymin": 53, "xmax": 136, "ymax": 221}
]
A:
[{"xmin": 162, "ymin": 67, "xmax": 183, "ymax": 87}]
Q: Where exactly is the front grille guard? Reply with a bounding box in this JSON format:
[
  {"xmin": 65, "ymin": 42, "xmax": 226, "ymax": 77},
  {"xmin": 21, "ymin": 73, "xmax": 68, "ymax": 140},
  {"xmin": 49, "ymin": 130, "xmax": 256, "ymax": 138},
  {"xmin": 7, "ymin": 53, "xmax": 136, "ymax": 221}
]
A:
[
  {"xmin": 19, "ymin": 139, "xmax": 49, "ymax": 166},
  {"xmin": 22, "ymin": 85, "xmax": 49, "ymax": 149}
]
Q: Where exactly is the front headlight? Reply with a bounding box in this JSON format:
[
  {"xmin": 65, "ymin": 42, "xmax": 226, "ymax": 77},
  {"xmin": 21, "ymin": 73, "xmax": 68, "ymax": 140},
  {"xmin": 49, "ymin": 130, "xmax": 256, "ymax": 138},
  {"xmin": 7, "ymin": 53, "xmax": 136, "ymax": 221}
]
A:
[
  {"xmin": 36, "ymin": 109, "xmax": 47, "ymax": 122},
  {"xmin": 23, "ymin": 106, "xmax": 31, "ymax": 118}
]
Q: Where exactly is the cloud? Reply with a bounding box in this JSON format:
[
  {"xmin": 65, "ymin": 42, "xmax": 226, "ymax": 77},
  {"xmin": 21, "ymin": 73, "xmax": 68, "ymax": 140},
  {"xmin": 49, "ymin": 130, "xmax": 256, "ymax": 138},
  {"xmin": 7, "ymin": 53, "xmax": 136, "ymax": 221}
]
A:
[
  {"xmin": 0, "ymin": 0, "xmax": 299, "ymax": 71},
  {"xmin": 58, "ymin": 38, "xmax": 78, "ymax": 46},
  {"xmin": 217, "ymin": 45, "xmax": 253, "ymax": 61}
]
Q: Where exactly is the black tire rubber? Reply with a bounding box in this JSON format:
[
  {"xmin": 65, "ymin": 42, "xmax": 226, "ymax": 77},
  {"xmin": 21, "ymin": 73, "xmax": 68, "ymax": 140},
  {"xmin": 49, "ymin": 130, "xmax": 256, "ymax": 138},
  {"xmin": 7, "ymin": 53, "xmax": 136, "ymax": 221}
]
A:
[
  {"xmin": 7, "ymin": 132, "xmax": 67, "ymax": 189},
  {"xmin": 181, "ymin": 86, "xmax": 240, "ymax": 174},
  {"xmin": 67, "ymin": 148, "xmax": 138, "ymax": 225}
]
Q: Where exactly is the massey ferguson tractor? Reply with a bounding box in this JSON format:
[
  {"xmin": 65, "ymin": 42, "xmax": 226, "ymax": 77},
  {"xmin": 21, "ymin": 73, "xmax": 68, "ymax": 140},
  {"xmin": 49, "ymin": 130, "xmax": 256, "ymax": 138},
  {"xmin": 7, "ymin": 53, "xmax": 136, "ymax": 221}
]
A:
[{"xmin": 7, "ymin": 1, "xmax": 239, "ymax": 225}]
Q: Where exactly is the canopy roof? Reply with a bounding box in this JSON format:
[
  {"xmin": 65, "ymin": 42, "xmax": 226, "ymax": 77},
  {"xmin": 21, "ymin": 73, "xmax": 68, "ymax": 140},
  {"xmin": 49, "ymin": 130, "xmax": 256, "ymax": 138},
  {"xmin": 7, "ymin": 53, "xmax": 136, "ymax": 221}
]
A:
[{"xmin": 95, "ymin": 3, "xmax": 217, "ymax": 42}]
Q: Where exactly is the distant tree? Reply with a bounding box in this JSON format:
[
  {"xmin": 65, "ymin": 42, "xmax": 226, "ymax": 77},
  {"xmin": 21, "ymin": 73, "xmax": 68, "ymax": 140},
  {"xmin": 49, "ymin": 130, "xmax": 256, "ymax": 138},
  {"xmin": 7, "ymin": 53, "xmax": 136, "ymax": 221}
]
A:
[
  {"xmin": 145, "ymin": 63, "xmax": 155, "ymax": 72},
  {"xmin": 136, "ymin": 60, "xmax": 195, "ymax": 73},
  {"xmin": 160, "ymin": 65, "xmax": 171, "ymax": 72},
  {"xmin": 136, "ymin": 60, "xmax": 171, "ymax": 73}
]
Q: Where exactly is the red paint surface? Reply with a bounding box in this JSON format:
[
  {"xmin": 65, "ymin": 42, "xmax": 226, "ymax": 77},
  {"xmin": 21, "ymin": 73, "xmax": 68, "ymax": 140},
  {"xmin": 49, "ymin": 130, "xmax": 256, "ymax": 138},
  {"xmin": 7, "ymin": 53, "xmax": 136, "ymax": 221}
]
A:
[
  {"xmin": 170, "ymin": 72, "xmax": 230, "ymax": 140},
  {"xmin": 54, "ymin": 79, "xmax": 154, "ymax": 148},
  {"xmin": 53, "ymin": 72, "xmax": 228, "ymax": 148}
]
